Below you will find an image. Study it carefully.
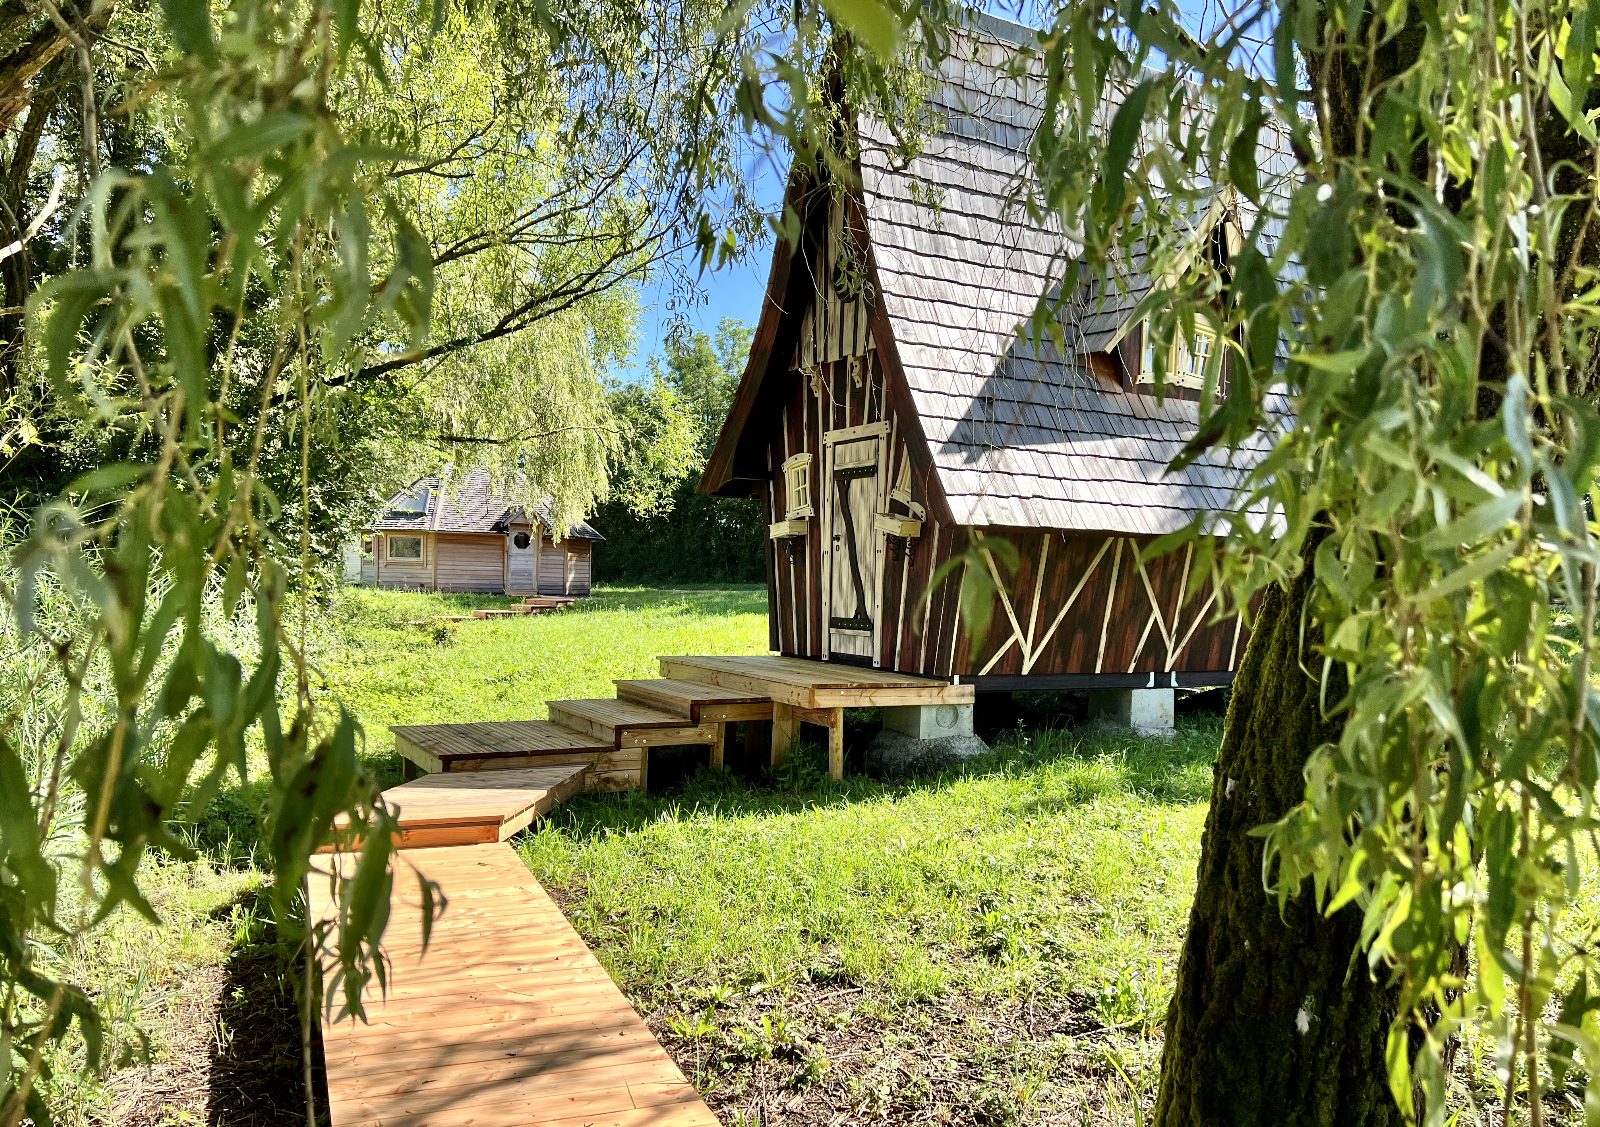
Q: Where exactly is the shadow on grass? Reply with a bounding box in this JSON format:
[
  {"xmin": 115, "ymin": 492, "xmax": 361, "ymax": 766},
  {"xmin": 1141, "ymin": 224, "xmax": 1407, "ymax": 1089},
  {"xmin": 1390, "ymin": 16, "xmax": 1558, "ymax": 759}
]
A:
[
  {"xmin": 534, "ymin": 714, "xmax": 1224, "ymax": 844},
  {"xmin": 205, "ymin": 887, "xmax": 328, "ymax": 1127},
  {"xmin": 183, "ymin": 688, "xmax": 1221, "ymax": 865}
]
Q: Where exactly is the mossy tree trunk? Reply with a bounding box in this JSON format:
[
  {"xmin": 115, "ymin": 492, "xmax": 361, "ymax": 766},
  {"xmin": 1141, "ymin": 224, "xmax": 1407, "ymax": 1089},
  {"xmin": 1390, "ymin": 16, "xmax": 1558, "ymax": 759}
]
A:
[{"xmin": 1152, "ymin": 547, "xmax": 1403, "ymax": 1127}]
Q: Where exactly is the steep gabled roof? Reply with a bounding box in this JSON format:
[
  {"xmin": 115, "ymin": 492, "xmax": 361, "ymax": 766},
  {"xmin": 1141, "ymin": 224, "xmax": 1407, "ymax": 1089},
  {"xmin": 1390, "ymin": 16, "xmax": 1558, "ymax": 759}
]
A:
[
  {"xmin": 857, "ymin": 10, "xmax": 1286, "ymax": 536},
  {"xmin": 704, "ymin": 9, "xmax": 1290, "ymax": 537},
  {"xmin": 371, "ymin": 468, "xmax": 604, "ymax": 540}
]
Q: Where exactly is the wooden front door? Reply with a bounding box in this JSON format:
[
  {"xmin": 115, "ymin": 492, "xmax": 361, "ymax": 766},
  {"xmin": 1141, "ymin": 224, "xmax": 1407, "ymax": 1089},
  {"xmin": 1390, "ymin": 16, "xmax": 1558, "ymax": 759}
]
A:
[
  {"xmin": 825, "ymin": 431, "xmax": 883, "ymax": 661},
  {"xmin": 506, "ymin": 527, "xmax": 537, "ymax": 595}
]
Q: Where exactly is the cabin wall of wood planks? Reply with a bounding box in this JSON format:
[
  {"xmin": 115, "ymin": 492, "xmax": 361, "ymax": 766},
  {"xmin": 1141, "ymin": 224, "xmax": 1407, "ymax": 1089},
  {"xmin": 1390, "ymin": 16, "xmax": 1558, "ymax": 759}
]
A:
[
  {"xmin": 538, "ymin": 535, "xmax": 591, "ymax": 596},
  {"xmin": 433, "ymin": 533, "xmax": 507, "ymax": 592},
  {"xmin": 359, "ymin": 531, "xmax": 592, "ymax": 596},
  {"xmin": 758, "ymin": 324, "xmax": 1243, "ymax": 682}
]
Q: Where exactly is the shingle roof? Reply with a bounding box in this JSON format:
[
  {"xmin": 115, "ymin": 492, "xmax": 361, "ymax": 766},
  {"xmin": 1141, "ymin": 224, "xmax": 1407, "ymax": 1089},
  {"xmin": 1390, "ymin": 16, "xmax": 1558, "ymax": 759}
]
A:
[
  {"xmin": 371, "ymin": 468, "xmax": 603, "ymax": 540},
  {"xmin": 857, "ymin": 10, "xmax": 1287, "ymax": 536}
]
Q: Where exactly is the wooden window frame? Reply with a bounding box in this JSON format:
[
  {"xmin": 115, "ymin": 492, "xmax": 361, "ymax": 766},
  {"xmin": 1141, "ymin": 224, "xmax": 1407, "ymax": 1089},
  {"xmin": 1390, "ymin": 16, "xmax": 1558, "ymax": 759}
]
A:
[
  {"xmin": 782, "ymin": 452, "xmax": 814, "ymax": 520},
  {"xmin": 1143, "ymin": 321, "xmax": 1218, "ymax": 392},
  {"xmin": 1169, "ymin": 326, "xmax": 1216, "ymax": 390},
  {"xmin": 385, "ymin": 534, "xmax": 424, "ymax": 564}
]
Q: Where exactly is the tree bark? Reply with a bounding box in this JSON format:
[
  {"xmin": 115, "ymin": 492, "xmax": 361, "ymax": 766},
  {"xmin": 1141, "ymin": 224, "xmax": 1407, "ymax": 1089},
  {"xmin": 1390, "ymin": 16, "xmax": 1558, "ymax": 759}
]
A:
[{"xmin": 1153, "ymin": 542, "xmax": 1402, "ymax": 1127}]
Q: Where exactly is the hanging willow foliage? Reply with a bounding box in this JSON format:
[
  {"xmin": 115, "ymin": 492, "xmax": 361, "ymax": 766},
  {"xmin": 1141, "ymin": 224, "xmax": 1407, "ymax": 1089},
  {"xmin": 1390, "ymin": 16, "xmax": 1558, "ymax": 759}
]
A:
[
  {"xmin": 0, "ymin": 0, "xmax": 968, "ymax": 1119},
  {"xmin": 1, "ymin": 3, "xmax": 426, "ymax": 1122},
  {"xmin": 996, "ymin": 0, "xmax": 1600, "ymax": 1119}
]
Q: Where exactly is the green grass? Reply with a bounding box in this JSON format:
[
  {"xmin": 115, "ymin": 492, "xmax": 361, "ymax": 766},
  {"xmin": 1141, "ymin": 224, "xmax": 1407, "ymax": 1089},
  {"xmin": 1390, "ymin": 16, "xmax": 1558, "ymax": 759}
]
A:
[
  {"xmin": 307, "ymin": 585, "xmax": 1217, "ymax": 1120},
  {"xmin": 520, "ymin": 723, "xmax": 1218, "ymax": 1122},
  {"xmin": 92, "ymin": 584, "xmax": 1218, "ymax": 1125},
  {"xmin": 316, "ymin": 584, "xmax": 769, "ymax": 749}
]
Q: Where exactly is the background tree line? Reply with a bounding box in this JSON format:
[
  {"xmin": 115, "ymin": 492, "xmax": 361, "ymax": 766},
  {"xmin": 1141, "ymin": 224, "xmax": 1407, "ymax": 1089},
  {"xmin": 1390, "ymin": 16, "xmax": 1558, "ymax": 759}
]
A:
[{"xmin": 596, "ymin": 318, "xmax": 766, "ymax": 585}]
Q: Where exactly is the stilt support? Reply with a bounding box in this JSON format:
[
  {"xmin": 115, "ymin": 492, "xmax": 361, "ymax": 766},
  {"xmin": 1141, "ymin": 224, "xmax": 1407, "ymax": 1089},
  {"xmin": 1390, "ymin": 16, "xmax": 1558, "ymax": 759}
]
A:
[
  {"xmin": 710, "ymin": 723, "xmax": 726, "ymax": 770},
  {"xmin": 771, "ymin": 703, "xmax": 798, "ymax": 770},
  {"xmin": 826, "ymin": 707, "xmax": 844, "ymax": 780}
]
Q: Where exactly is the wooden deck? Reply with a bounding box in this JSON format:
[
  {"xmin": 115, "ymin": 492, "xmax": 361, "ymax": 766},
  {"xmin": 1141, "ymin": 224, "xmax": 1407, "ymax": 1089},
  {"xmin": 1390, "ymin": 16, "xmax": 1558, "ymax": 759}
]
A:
[
  {"xmin": 658, "ymin": 653, "xmax": 973, "ymax": 708},
  {"xmin": 311, "ymin": 843, "xmax": 719, "ymax": 1127},
  {"xmin": 393, "ymin": 654, "xmax": 970, "ymax": 785},
  {"xmin": 393, "ymin": 720, "xmax": 645, "ymax": 789}
]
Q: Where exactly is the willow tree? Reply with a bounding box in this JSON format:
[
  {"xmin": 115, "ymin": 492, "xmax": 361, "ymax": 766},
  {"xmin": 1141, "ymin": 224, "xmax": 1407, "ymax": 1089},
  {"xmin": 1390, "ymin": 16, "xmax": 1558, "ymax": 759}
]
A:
[
  {"xmin": 0, "ymin": 0, "xmax": 958, "ymax": 1119},
  {"xmin": 981, "ymin": 0, "xmax": 1600, "ymax": 1121}
]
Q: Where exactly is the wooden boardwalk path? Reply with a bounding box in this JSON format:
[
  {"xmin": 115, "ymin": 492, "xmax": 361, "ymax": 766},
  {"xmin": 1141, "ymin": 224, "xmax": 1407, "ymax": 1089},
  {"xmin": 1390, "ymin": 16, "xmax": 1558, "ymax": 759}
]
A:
[
  {"xmin": 311, "ymin": 797, "xmax": 719, "ymax": 1125},
  {"xmin": 311, "ymin": 653, "xmax": 969, "ymax": 1124},
  {"xmin": 332, "ymin": 763, "xmax": 589, "ymax": 849}
]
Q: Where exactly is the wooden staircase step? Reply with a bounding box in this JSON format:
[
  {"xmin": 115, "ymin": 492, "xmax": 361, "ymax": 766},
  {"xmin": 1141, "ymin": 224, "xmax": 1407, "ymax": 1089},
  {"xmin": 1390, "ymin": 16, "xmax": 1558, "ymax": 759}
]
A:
[
  {"xmin": 614, "ymin": 679, "xmax": 773, "ymax": 724},
  {"xmin": 392, "ymin": 720, "xmax": 641, "ymax": 790},
  {"xmin": 546, "ymin": 699, "xmax": 721, "ymax": 750},
  {"xmin": 659, "ymin": 654, "xmax": 974, "ymax": 708},
  {"xmin": 331, "ymin": 764, "xmax": 589, "ymax": 850}
]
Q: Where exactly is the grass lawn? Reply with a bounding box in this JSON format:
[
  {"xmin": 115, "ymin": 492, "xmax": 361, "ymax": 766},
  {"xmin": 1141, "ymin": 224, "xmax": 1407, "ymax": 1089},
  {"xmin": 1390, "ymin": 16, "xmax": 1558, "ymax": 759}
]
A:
[
  {"xmin": 521, "ymin": 723, "xmax": 1214, "ymax": 1125},
  {"xmin": 93, "ymin": 583, "xmax": 1216, "ymax": 1126},
  {"xmin": 315, "ymin": 585, "xmax": 770, "ymax": 776}
]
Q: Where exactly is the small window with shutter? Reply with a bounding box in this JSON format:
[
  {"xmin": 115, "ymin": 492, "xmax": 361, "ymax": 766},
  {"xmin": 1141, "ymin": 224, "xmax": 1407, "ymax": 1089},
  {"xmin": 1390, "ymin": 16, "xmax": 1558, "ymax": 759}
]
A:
[{"xmin": 782, "ymin": 453, "xmax": 813, "ymax": 520}]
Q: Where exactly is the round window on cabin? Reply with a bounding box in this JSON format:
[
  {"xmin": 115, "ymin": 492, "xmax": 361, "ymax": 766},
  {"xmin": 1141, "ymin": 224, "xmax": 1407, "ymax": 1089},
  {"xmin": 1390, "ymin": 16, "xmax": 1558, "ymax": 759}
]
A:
[{"xmin": 513, "ymin": 531, "xmax": 532, "ymax": 550}]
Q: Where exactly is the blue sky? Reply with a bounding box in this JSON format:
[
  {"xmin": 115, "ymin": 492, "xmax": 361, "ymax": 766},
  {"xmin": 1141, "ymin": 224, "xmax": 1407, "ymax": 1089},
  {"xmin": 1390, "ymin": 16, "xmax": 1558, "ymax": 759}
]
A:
[
  {"xmin": 618, "ymin": 157, "xmax": 784, "ymax": 382},
  {"xmin": 622, "ymin": 230, "xmax": 775, "ymax": 381}
]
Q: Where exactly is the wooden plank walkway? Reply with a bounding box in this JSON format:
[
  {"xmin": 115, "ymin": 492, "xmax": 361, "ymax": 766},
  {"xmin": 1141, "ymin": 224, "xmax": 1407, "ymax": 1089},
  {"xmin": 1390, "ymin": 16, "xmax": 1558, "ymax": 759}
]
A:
[{"xmin": 312, "ymin": 843, "xmax": 720, "ymax": 1127}]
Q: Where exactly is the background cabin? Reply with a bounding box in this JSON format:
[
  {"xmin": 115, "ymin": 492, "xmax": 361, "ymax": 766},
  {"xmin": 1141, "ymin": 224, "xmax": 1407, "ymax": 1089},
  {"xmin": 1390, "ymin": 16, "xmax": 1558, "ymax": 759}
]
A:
[
  {"xmin": 701, "ymin": 11, "xmax": 1286, "ymax": 701},
  {"xmin": 355, "ymin": 469, "xmax": 601, "ymax": 596}
]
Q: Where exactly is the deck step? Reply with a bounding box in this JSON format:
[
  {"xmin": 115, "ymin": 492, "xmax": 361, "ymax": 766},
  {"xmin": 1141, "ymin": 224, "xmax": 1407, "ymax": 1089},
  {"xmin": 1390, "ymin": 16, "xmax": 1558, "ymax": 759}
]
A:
[
  {"xmin": 471, "ymin": 605, "xmax": 551, "ymax": 619},
  {"xmin": 393, "ymin": 720, "xmax": 642, "ymax": 790},
  {"xmin": 614, "ymin": 678, "xmax": 774, "ymax": 724},
  {"xmin": 546, "ymin": 698, "xmax": 721, "ymax": 750},
  {"xmin": 332, "ymin": 764, "xmax": 589, "ymax": 850},
  {"xmin": 521, "ymin": 595, "xmax": 577, "ymax": 606}
]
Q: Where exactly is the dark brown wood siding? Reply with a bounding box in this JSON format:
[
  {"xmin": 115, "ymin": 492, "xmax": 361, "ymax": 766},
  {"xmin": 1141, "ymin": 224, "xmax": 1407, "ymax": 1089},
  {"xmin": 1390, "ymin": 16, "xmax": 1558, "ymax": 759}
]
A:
[
  {"xmin": 756, "ymin": 348, "xmax": 1244, "ymax": 679},
  {"xmin": 742, "ymin": 189, "xmax": 1246, "ymax": 680}
]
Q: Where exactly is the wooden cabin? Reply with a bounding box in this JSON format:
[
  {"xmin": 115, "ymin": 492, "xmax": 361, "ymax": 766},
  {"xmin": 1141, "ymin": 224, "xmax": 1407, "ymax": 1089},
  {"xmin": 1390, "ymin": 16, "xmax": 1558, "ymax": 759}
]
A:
[
  {"xmin": 700, "ymin": 12, "xmax": 1279, "ymax": 693},
  {"xmin": 357, "ymin": 469, "xmax": 601, "ymax": 596}
]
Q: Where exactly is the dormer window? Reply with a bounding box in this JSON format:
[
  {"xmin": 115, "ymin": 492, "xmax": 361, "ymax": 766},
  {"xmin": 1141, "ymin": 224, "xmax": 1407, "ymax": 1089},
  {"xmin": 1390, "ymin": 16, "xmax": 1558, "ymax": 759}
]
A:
[
  {"xmin": 1170, "ymin": 326, "xmax": 1214, "ymax": 390},
  {"xmin": 783, "ymin": 453, "xmax": 814, "ymax": 519},
  {"xmin": 1142, "ymin": 322, "xmax": 1217, "ymax": 393},
  {"xmin": 387, "ymin": 483, "xmax": 431, "ymax": 520}
]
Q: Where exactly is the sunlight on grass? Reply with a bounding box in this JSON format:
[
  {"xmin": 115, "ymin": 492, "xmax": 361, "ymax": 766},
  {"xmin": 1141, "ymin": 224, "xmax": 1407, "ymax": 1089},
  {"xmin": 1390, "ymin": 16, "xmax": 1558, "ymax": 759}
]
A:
[
  {"xmin": 316, "ymin": 584, "xmax": 769, "ymax": 757},
  {"xmin": 522, "ymin": 723, "xmax": 1215, "ymax": 1022},
  {"xmin": 519, "ymin": 723, "xmax": 1218, "ymax": 1120}
]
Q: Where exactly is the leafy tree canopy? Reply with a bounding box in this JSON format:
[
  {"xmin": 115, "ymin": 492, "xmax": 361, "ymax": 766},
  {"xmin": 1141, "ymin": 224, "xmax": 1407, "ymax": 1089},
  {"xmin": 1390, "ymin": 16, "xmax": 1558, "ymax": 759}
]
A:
[
  {"xmin": 597, "ymin": 318, "xmax": 765, "ymax": 583},
  {"xmin": 0, "ymin": 0, "xmax": 956, "ymax": 1119}
]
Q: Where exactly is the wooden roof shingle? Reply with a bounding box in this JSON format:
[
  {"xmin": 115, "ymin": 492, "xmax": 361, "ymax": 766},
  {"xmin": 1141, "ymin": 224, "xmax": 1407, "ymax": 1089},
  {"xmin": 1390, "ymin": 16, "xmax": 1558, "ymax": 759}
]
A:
[
  {"xmin": 857, "ymin": 9, "xmax": 1288, "ymax": 536},
  {"xmin": 371, "ymin": 468, "xmax": 603, "ymax": 540}
]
